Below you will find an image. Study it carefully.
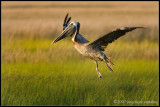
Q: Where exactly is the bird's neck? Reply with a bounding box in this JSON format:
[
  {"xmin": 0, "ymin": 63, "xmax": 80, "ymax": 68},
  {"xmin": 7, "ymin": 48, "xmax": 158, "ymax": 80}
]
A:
[
  {"xmin": 72, "ymin": 34, "xmax": 89, "ymax": 44},
  {"xmin": 72, "ymin": 33, "xmax": 77, "ymax": 42}
]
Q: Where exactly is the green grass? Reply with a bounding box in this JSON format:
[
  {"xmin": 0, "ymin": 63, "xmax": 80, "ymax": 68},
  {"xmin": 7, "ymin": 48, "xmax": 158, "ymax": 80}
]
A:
[
  {"xmin": 1, "ymin": 36, "xmax": 159, "ymax": 106},
  {"xmin": 1, "ymin": 59, "xmax": 159, "ymax": 106}
]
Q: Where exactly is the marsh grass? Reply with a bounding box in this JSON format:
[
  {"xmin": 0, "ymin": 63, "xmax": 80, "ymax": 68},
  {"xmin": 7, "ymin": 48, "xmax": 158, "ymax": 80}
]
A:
[{"xmin": 1, "ymin": 60, "xmax": 159, "ymax": 105}]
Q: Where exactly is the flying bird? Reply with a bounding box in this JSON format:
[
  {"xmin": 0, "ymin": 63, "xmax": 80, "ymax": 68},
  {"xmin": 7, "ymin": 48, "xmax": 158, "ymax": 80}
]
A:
[{"xmin": 52, "ymin": 13, "xmax": 145, "ymax": 78}]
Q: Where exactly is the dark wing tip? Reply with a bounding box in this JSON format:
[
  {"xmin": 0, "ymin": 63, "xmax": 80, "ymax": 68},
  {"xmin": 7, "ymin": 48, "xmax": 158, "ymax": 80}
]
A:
[
  {"xmin": 115, "ymin": 27, "xmax": 146, "ymax": 32},
  {"xmin": 130, "ymin": 27, "xmax": 147, "ymax": 31},
  {"xmin": 66, "ymin": 17, "xmax": 71, "ymax": 24},
  {"xmin": 118, "ymin": 27, "xmax": 145, "ymax": 30},
  {"xmin": 64, "ymin": 13, "xmax": 69, "ymax": 24},
  {"xmin": 135, "ymin": 27, "xmax": 147, "ymax": 29},
  {"xmin": 139, "ymin": 27, "xmax": 146, "ymax": 29}
]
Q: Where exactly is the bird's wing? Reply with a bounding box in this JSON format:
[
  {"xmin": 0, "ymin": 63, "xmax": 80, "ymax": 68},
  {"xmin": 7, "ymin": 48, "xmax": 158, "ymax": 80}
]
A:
[
  {"xmin": 89, "ymin": 27, "xmax": 145, "ymax": 51},
  {"xmin": 63, "ymin": 13, "xmax": 71, "ymax": 30}
]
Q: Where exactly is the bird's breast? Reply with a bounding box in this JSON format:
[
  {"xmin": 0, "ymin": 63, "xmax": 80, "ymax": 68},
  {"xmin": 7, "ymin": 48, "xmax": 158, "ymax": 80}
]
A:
[
  {"xmin": 71, "ymin": 34, "xmax": 103, "ymax": 61},
  {"xmin": 72, "ymin": 41, "xmax": 103, "ymax": 60}
]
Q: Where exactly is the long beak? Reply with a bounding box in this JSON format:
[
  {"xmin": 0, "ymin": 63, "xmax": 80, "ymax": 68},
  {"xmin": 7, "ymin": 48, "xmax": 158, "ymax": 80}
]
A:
[{"xmin": 52, "ymin": 24, "xmax": 75, "ymax": 44}]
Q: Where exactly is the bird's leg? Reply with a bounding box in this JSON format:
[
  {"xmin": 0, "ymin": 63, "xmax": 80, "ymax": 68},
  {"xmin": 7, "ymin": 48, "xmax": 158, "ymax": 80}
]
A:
[
  {"xmin": 100, "ymin": 53, "xmax": 113, "ymax": 72},
  {"xmin": 94, "ymin": 60, "xmax": 102, "ymax": 78},
  {"xmin": 104, "ymin": 59, "xmax": 113, "ymax": 72},
  {"xmin": 105, "ymin": 56, "xmax": 114, "ymax": 66}
]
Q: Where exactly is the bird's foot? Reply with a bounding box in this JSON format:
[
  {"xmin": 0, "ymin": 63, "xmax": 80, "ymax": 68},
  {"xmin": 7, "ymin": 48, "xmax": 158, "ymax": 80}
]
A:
[
  {"xmin": 109, "ymin": 69, "xmax": 113, "ymax": 72},
  {"xmin": 109, "ymin": 68, "xmax": 113, "ymax": 72},
  {"xmin": 97, "ymin": 72, "xmax": 102, "ymax": 78},
  {"xmin": 99, "ymin": 75, "xmax": 102, "ymax": 78}
]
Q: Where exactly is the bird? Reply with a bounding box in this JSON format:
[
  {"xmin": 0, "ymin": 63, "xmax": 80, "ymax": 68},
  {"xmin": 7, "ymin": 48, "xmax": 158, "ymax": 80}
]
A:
[{"xmin": 52, "ymin": 13, "xmax": 145, "ymax": 78}]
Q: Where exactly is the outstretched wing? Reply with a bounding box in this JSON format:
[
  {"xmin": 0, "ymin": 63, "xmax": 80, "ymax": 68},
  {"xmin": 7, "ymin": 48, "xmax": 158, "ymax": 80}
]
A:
[
  {"xmin": 89, "ymin": 27, "xmax": 145, "ymax": 51},
  {"xmin": 63, "ymin": 13, "xmax": 71, "ymax": 30}
]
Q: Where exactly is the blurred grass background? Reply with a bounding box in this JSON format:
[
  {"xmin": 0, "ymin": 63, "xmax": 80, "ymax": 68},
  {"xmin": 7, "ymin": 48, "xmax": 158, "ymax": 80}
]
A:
[{"xmin": 1, "ymin": 1, "xmax": 159, "ymax": 106}]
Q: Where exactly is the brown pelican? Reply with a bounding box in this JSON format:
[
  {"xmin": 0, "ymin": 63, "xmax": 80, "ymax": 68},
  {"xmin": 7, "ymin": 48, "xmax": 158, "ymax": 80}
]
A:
[{"xmin": 52, "ymin": 13, "xmax": 145, "ymax": 78}]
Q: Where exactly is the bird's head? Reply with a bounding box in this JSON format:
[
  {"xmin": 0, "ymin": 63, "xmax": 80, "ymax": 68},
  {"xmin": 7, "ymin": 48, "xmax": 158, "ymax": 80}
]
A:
[{"xmin": 52, "ymin": 22, "xmax": 80, "ymax": 44}]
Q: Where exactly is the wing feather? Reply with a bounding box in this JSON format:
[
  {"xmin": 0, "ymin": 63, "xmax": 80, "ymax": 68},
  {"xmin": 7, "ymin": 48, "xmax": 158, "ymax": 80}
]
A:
[
  {"xmin": 63, "ymin": 13, "xmax": 72, "ymax": 30},
  {"xmin": 89, "ymin": 27, "xmax": 145, "ymax": 51}
]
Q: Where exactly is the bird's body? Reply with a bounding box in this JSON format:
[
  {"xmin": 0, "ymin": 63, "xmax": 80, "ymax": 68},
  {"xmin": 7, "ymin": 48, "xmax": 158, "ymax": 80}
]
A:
[
  {"xmin": 52, "ymin": 13, "xmax": 145, "ymax": 78},
  {"xmin": 72, "ymin": 34, "xmax": 103, "ymax": 61}
]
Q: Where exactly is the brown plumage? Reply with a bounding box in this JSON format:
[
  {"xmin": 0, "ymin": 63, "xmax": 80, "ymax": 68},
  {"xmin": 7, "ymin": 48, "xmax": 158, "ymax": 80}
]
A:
[
  {"xmin": 89, "ymin": 27, "xmax": 145, "ymax": 51},
  {"xmin": 52, "ymin": 13, "xmax": 145, "ymax": 78}
]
